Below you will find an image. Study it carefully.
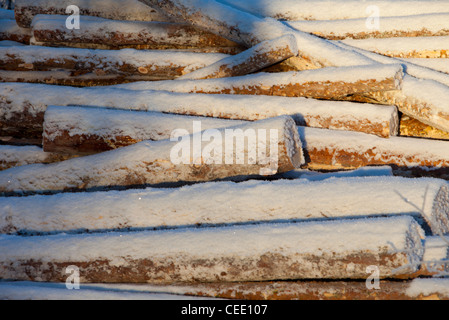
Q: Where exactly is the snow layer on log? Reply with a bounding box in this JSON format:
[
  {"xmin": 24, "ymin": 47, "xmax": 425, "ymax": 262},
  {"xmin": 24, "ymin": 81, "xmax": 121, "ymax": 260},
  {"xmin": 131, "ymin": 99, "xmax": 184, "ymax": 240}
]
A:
[
  {"xmin": 340, "ymin": 36, "xmax": 449, "ymax": 58},
  {"xmin": 0, "ymin": 19, "xmax": 30, "ymax": 43},
  {"xmin": 0, "ymin": 8, "xmax": 14, "ymax": 19},
  {"xmin": 287, "ymin": 13, "xmax": 449, "ymax": 40},
  {"xmin": 280, "ymin": 166, "xmax": 393, "ymax": 180},
  {"xmin": 0, "ymin": 145, "xmax": 70, "ymax": 170},
  {"xmin": 0, "ymin": 116, "xmax": 304, "ymax": 194},
  {"xmin": 400, "ymin": 58, "xmax": 449, "ymax": 75},
  {"xmin": 31, "ymin": 14, "xmax": 243, "ymax": 53},
  {"xmin": 114, "ymin": 63, "xmax": 404, "ymax": 99},
  {"xmin": 14, "ymin": 0, "xmax": 170, "ymax": 28},
  {"xmin": 0, "ymin": 82, "xmax": 400, "ymax": 138},
  {"xmin": 0, "ymin": 176, "xmax": 447, "ymax": 235},
  {"xmin": 220, "ymin": 0, "xmax": 449, "ymax": 21},
  {"xmin": 0, "ymin": 216, "xmax": 425, "ymax": 282},
  {"xmin": 178, "ymin": 34, "xmax": 298, "ymax": 80}
]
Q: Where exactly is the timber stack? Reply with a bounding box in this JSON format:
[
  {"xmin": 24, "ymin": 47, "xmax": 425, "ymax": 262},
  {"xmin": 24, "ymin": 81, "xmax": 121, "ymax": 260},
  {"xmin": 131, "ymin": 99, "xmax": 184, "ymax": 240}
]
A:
[{"xmin": 1, "ymin": 0, "xmax": 449, "ymax": 300}]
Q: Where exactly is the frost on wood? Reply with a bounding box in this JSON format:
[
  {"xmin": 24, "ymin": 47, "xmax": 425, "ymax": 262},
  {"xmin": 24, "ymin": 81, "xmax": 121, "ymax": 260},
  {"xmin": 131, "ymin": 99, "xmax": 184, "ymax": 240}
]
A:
[
  {"xmin": 31, "ymin": 14, "xmax": 244, "ymax": 53},
  {"xmin": 0, "ymin": 116, "xmax": 304, "ymax": 194},
  {"xmin": 0, "ymin": 176, "xmax": 448, "ymax": 235},
  {"xmin": 178, "ymin": 34, "xmax": 298, "ymax": 80},
  {"xmin": 14, "ymin": 0, "xmax": 170, "ymax": 28},
  {"xmin": 0, "ymin": 19, "xmax": 31, "ymax": 44},
  {"xmin": 0, "ymin": 217, "xmax": 425, "ymax": 282},
  {"xmin": 0, "ymin": 82, "xmax": 399, "ymax": 139},
  {"xmin": 0, "ymin": 145, "xmax": 71, "ymax": 171}
]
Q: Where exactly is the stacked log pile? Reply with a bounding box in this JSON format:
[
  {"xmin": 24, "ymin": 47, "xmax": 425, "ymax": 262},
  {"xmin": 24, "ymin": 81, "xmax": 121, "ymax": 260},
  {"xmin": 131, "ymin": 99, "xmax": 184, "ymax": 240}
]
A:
[{"xmin": 1, "ymin": 0, "xmax": 449, "ymax": 300}]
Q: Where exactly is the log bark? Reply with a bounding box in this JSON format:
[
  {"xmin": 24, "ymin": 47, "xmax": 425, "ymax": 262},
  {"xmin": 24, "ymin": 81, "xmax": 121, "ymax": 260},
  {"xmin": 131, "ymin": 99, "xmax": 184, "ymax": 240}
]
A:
[
  {"xmin": 0, "ymin": 176, "xmax": 447, "ymax": 235},
  {"xmin": 115, "ymin": 63, "xmax": 404, "ymax": 100},
  {"xmin": 138, "ymin": 0, "xmax": 376, "ymax": 68},
  {"xmin": 0, "ymin": 217, "xmax": 425, "ymax": 282},
  {"xmin": 0, "ymin": 82, "xmax": 400, "ymax": 139},
  {"xmin": 14, "ymin": 0, "xmax": 170, "ymax": 28},
  {"xmin": 0, "ymin": 45, "xmax": 229, "ymax": 79},
  {"xmin": 0, "ymin": 116, "xmax": 304, "ymax": 194},
  {"xmin": 400, "ymin": 115, "xmax": 449, "ymax": 141},
  {"xmin": 340, "ymin": 36, "xmax": 449, "ymax": 58},
  {"xmin": 0, "ymin": 19, "xmax": 30, "ymax": 43},
  {"xmin": 288, "ymin": 13, "xmax": 449, "ymax": 40},
  {"xmin": 299, "ymin": 126, "xmax": 449, "ymax": 179},
  {"xmin": 43, "ymin": 106, "xmax": 245, "ymax": 155},
  {"xmin": 178, "ymin": 34, "xmax": 297, "ymax": 80},
  {"xmin": 31, "ymin": 14, "xmax": 245, "ymax": 54},
  {"xmin": 0, "ymin": 145, "xmax": 72, "ymax": 171}
]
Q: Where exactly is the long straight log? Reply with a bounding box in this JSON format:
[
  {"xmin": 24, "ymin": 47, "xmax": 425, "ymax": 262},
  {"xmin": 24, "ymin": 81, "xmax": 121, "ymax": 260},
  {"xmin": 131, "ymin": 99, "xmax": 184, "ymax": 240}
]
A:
[
  {"xmin": 0, "ymin": 82, "xmax": 400, "ymax": 139},
  {"xmin": 0, "ymin": 216, "xmax": 425, "ymax": 282},
  {"xmin": 15, "ymin": 0, "xmax": 170, "ymax": 28},
  {"xmin": 0, "ymin": 116, "xmax": 304, "ymax": 194},
  {"xmin": 0, "ymin": 145, "xmax": 71, "ymax": 170},
  {"xmin": 43, "ymin": 106, "xmax": 246, "ymax": 155},
  {"xmin": 31, "ymin": 14, "xmax": 244, "ymax": 53},
  {"xmin": 178, "ymin": 34, "xmax": 297, "ymax": 80},
  {"xmin": 298, "ymin": 125, "xmax": 449, "ymax": 179},
  {"xmin": 340, "ymin": 36, "xmax": 449, "ymax": 58},
  {"xmin": 1, "ymin": 176, "xmax": 447, "ymax": 235},
  {"xmin": 0, "ymin": 45, "xmax": 229, "ymax": 79},
  {"xmin": 114, "ymin": 63, "xmax": 404, "ymax": 99},
  {"xmin": 220, "ymin": 0, "xmax": 449, "ymax": 21},
  {"xmin": 288, "ymin": 13, "xmax": 449, "ymax": 40},
  {"xmin": 138, "ymin": 0, "xmax": 376, "ymax": 68},
  {"xmin": 0, "ymin": 19, "xmax": 30, "ymax": 43}
]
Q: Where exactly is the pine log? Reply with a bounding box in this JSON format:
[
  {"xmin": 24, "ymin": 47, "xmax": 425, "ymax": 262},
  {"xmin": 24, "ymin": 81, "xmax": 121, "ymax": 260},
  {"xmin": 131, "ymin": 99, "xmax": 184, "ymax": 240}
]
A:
[
  {"xmin": 0, "ymin": 217, "xmax": 425, "ymax": 282},
  {"xmin": 400, "ymin": 115, "xmax": 449, "ymax": 141},
  {"xmin": 31, "ymin": 14, "xmax": 244, "ymax": 53},
  {"xmin": 0, "ymin": 145, "xmax": 72, "ymax": 171},
  {"xmin": 114, "ymin": 63, "xmax": 404, "ymax": 100},
  {"xmin": 219, "ymin": 0, "xmax": 449, "ymax": 21},
  {"xmin": 0, "ymin": 82, "xmax": 400, "ymax": 139},
  {"xmin": 143, "ymin": 278, "xmax": 449, "ymax": 300},
  {"xmin": 43, "ymin": 106, "xmax": 245, "ymax": 155},
  {"xmin": 0, "ymin": 45, "xmax": 229, "ymax": 80},
  {"xmin": 14, "ymin": 0, "xmax": 170, "ymax": 28},
  {"xmin": 298, "ymin": 126, "xmax": 449, "ymax": 179},
  {"xmin": 1, "ymin": 176, "xmax": 448, "ymax": 235},
  {"xmin": 178, "ymin": 35, "xmax": 297, "ymax": 80},
  {"xmin": 138, "ymin": 0, "xmax": 376, "ymax": 69},
  {"xmin": 0, "ymin": 116, "xmax": 304, "ymax": 194},
  {"xmin": 288, "ymin": 13, "xmax": 449, "ymax": 40},
  {"xmin": 340, "ymin": 36, "xmax": 449, "ymax": 58},
  {"xmin": 0, "ymin": 19, "xmax": 30, "ymax": 43}
]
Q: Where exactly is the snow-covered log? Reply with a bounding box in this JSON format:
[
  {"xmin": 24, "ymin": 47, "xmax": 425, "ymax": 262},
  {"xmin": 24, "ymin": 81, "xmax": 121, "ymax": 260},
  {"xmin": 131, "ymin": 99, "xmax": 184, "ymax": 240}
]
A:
[
  {"xmin": 138, "ymin": 0, "xmax": 376, "ymax": 68},
  {"xmin": 43, "ymin": 106, "xmax": 245, "ymax": 155},
  {"xmin": 220, "ymin": 0, "xmax": 449, "ymax": 21},
  {"xmin": 0, "ymin": 176, "xmax": 447, "ymax": 235},
  {"xmin": 400, "ymin": 115, "xmax": 449, "ymax": 141},
  {"xmin": 340, "ymin": 36, "xmax": 449, "ymax": 58},
  {"xmin": 0, "ymin": 116, "xmax": 304, "ymax": 194},
  {"xmin": 0, "ymin": 19, "xmax": 30, "ymax": 43},
  {"xmin": 0, "ymin": 216, "xmax": 425, "ymax": 282},
  {"xmin": 299, "ymin": 126, "xmax": 449, "ymax": 179},
  {"xmin": 178, "ymin": 34, "xmax": 297, "ymax": 80},
  {"xmin": 0, "ymin": 145, "xmax": 71, "ymax": 171},
  {"xmin": 0, "ymin": 82, "xmax": 400, "ymax": 139},
  {"xmin": 288, "ymin": 13, "xmax": 449, "ymax": 40},
  {"xmin": 31, "ymin": 14, "xmax": 244, "ymax": 53},
  {"xmin": 0, "ymin": 8, "xmax": 14, "ymax": 19},
  {"xmin": 115, "ymin": 64, "xmax": 404, "ymax": 100},
  {"xmin": 0, "ymin": 45, "xmax": 229, "ymax": 83},
  {"xmin": 14, "ymin": 0, "xmax": 170, "ymax": 28},
  {"xmin": 399, "ymin": 58, "xmax": 449, "ymax": 75}
]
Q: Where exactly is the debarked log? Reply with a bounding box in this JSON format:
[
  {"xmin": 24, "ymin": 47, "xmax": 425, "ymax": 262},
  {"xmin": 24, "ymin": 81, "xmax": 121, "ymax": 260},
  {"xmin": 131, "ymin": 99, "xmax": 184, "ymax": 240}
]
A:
[
  {"xmin": 0, "ymin": 116, "xmax": 304, "ymax": 194},
  {"xmin": 0, "ymin": 176, "xmax": 447, "ymax": 235},
  {"xmin": 178, "ymin": 34, "xmax": 297, "ymax": 80},
  {"xmin": 31, "ymin": 14, "xmax": 244, "ymax": 54},
  {"xmin": 0, "ymin": 216, "xmax": 425, "ymax": 282},
  {"xmin": 14, "ymin": 0, "xmax": 170, "ymax": 28},
  {"xmin": 114, "ymin": 63, "xmax": 404, "ymax": 100},
  {"xmin": 0, "ymin": 82, "xmax": 399, "ymax": 139}
]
